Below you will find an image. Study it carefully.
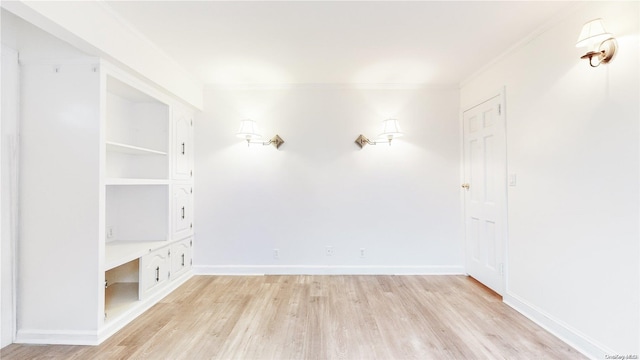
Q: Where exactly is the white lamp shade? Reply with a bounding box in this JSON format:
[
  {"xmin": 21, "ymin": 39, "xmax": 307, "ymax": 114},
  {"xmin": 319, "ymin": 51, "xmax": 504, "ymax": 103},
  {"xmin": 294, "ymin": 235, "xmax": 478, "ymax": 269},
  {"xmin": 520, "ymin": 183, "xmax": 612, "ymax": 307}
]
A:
[
  {"xmin": 576, "ymin": 18, "xmax": 612, "ymax": 48},
  {"xmin": 378, "ymin": 118, "xmax": 403, "ymax": 139},
  {"xmin": 236, "ymin": 119, "xmax": 262, "ymax": 140}
]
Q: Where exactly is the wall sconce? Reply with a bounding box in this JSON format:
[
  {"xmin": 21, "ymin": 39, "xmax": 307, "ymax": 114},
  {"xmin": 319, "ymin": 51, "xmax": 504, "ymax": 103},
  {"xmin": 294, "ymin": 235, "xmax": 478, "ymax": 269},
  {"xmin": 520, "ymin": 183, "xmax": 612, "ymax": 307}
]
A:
[
  {"xmin": 576, "ymin": 18, "xmax": 617, "ymax": 67},
  {"xmin": 236, "ymin": 119, "xmax": 284, "ymax": 149},
  {"xmin": 355, "ymin": 119, "xmax": 403, "ymax": 148}
]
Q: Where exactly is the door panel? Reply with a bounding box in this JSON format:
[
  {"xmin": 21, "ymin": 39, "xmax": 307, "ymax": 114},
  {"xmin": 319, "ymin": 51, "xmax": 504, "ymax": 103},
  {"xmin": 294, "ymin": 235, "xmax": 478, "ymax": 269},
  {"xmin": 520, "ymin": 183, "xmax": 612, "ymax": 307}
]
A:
[
  {"xmin": 463, "ymin": 94, "xmax": 506, "ymax": 295},
  {"xmin": 139, "ymin": 247, "xmax": 171, "ymax": 299},
  {"xmin": 171, "ymin": 238, "xmax": 192, "ymax": 279},
  {"xmin": 173, "ymin": 107, "xmax": 193, "ymax": 180},
  {"xmin": 173, "ymin": 184, "xmax": 193, "ymax": 240}
]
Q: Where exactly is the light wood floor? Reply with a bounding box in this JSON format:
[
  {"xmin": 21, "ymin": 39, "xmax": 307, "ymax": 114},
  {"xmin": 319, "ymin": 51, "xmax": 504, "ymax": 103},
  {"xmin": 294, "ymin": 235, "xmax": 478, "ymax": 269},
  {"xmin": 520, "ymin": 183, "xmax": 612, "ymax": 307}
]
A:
[{"xmin": 2, "ymin": 275, "xmax": 585, "ymax": 359}]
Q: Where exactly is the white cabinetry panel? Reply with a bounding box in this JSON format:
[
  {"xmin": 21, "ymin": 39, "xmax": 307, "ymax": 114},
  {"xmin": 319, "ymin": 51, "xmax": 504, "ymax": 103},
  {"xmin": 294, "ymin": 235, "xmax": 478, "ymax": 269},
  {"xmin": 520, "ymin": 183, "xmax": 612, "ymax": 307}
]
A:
[
  {"xmin": 171, "ymin": 238, "xmax": 192, "ymax": 280},
  {"xmin": 19, "ymin": 62, "xmax": 102, "ymax": 334},
  {"xmin": 173, "ymin": 184, "xmax": 193, "ymax": 240},
  {"xmin": 173, "ymin": 106, "xmax": 193, "ymax": 180},
  {"xmin": 139, "ymin": 247, "xmax": 171, "ymax": 300}
]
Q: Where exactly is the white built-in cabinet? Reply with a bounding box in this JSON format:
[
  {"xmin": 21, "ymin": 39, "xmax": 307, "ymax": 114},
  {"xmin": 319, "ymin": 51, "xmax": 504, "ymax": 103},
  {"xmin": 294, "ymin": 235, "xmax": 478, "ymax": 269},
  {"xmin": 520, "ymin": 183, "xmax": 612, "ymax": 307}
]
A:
[{"xmin": 18, "ymin": 59, "xmax": 195, "ymax": 345}]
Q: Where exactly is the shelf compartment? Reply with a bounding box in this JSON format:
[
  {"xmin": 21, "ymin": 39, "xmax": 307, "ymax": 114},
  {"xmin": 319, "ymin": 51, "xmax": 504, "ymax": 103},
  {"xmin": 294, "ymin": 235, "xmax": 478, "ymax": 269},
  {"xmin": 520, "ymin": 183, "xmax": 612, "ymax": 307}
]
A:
[
  {"xmin": 106, "ymin": 141, "xmax": 167, "ymax": 156},
  {"xmin": 105, "ymin": 282, "xmax": 139, "ymax": 322},
  {"xmin": 106, "ymin": 186, "xmax": 169, "ymax": 247},
  {"xmin": 105, "ymin": 259, "xmax": 140, "ymax": 323}
]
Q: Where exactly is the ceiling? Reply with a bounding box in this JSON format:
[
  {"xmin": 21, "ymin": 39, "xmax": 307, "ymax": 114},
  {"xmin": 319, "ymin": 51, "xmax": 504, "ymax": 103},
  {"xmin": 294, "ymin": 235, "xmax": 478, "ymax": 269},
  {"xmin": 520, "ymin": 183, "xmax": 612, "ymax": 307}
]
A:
[{"xmin": 104, "ymin": 1, "xmax": 576, "ymax": 86}]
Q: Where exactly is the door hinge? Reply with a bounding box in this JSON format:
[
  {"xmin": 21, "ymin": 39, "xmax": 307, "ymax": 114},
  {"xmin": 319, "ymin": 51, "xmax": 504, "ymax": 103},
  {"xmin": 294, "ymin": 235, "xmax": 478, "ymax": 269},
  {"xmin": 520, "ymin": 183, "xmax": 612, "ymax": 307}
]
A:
[{"xmin": 498, "ymin": 104, "xmax": 502, "ymax": 116}]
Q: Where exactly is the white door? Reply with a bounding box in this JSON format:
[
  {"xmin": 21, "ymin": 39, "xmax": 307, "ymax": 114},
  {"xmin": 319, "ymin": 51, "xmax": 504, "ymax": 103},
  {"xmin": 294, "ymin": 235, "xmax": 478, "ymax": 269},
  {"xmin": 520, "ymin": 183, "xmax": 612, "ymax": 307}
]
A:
[{"xmin": 463, "ymin": 94, "xmax": 506, "ymax": 295}]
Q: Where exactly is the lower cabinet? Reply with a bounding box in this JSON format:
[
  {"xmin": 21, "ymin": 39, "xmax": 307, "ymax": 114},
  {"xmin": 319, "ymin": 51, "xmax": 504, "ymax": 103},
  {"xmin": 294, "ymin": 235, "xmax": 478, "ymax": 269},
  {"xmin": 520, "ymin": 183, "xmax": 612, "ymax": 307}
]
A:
[
  {"xmin": 140, "ymin": 246, "xmax": 171, "ymax": 299},
  {"xmin": 114, "ymin": 238, "xmax": 193, "ymax": 305},
  {"xmin": 103, "ymin": 238, "xmax": 193, "ymax": 331}
]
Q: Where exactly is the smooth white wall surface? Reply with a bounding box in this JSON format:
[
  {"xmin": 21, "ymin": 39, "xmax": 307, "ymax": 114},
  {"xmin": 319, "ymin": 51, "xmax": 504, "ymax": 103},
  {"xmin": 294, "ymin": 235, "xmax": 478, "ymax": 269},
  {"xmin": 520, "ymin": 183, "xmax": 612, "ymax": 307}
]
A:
[
  {"xmin": 194, "ymin": 85, "xmax": 462, "ymax": 274},
  {"xmin": 461, "ymin": 1, "xmax": 639, "ymax": 357}
]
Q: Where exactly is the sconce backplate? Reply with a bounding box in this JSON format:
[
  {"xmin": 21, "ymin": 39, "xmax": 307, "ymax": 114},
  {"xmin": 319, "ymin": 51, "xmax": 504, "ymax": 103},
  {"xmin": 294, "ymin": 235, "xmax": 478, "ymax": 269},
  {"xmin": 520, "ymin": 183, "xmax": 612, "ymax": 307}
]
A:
[
  {"xmin": 271, "ymin": 135, "xmax": 284, "ymax": 149},
  {"xmin": 355, "ymin": 134, "xmax": 370, "ymax": 149},
  {"xmin": 599, "ymin": 38, "xmax": 617, "ymax": 64}
]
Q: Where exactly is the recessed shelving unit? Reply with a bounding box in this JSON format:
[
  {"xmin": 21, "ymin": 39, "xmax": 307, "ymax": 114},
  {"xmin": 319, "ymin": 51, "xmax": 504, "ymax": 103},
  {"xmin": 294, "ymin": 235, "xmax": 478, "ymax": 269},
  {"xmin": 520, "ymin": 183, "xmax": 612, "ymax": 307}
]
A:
[
  {"xmin": 105, "ymin": 75, "xmax": 169, "ymax": 180},
  {"xmin": 102, "ymin": 72, "xmax": 173, "ymax": 329}
]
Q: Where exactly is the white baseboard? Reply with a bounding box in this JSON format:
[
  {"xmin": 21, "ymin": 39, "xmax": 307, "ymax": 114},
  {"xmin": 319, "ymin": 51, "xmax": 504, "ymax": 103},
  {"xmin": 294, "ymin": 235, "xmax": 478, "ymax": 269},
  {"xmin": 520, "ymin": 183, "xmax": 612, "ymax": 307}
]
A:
[
  {"xmin": 504, "ymin": 292, "xmax": 615, "ymax": 360},
  {"xmin": 193, "ymin": 265, "xmax": 465, "ymax": 275},
  {"xmin": 15, "ymin": 329, "xmax": 99, "ymax": 345}
]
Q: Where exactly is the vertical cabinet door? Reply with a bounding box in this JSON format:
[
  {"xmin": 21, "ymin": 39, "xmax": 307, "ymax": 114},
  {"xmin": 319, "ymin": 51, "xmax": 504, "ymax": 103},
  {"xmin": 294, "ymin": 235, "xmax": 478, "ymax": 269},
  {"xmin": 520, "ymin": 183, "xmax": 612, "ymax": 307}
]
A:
[
  {"xmin": 171, "ymin": 238, "xmax": 192, "ymax": 280},
  {"xmin": 139, "ymin": 247, "xmax": 171, "ymax": 300},
  {"xmin": 173, "ymin": 107, "xmax": 193, "ymax": 180},
  {"xmin": 173, "ymin": 184, "xmax": 193, "ymax": 240}
]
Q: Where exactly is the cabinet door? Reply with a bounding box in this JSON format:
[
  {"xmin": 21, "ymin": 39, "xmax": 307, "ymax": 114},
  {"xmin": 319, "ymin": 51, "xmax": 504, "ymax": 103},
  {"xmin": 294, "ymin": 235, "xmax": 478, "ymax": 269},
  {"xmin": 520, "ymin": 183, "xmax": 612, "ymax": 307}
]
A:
[
  {"xmin": 173, "ymin": 107, "xmax": 193, "ymax": 180},
  {"xmin": 171, "ymin": 238, "xmax": 192, "ymax": 280},
  {"xmin": 173, "ymin": 184, "xmax": 193, "ymax": 240},
  {"xmin": 139, "ymin": 247, "xmax": 171, "ymax": 299}
]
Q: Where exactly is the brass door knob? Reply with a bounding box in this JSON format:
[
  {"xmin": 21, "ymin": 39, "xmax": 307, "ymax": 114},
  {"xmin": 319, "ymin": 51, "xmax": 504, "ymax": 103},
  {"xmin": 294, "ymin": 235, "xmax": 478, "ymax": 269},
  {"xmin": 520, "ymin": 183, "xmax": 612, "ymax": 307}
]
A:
[{"xmin": 461, "ymin": 183, "xmax": 470, "ymax": 190}]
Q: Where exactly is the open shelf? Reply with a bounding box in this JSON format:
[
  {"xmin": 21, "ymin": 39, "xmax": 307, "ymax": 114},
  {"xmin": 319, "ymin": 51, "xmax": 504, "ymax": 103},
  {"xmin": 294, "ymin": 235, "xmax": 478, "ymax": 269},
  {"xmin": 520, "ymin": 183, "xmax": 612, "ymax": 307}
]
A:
[
  {"xmin": 104, "ymin": 282, "xmax": 139, "ymax": 322},
  {"xmin": 106, "ymin": 141, "xmax": 167, "ymax": 156},
  {"xmin": 105, "ymin": 178, "xmax": 170, "ymax": 186}
]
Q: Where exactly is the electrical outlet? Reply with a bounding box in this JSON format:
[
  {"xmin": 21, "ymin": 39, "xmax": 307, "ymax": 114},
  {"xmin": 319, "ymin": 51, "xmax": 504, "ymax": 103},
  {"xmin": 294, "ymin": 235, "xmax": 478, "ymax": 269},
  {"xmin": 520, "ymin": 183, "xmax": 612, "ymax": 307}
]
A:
[
  {"xmin": 273, "ymin": 249, "xmax": 280, "ymax": 259},
  {"xmin": 360, "ymin": 248, "xmax": 366, "ymax": 258},
  {"xmin": 325, "ymin": 246, "xmax": 334, "ymax": 256},
  {"xmin": 106, "ymin": 226, "xmax": 113, "ymax": 239}
]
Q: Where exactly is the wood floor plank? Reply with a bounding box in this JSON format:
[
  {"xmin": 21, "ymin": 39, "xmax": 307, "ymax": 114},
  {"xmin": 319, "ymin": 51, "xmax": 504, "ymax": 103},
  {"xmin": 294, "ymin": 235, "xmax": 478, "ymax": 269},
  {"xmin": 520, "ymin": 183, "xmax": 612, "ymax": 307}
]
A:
[{"xmin": 1, "ymin": 275, "xmax": 587, "ymax": 359}]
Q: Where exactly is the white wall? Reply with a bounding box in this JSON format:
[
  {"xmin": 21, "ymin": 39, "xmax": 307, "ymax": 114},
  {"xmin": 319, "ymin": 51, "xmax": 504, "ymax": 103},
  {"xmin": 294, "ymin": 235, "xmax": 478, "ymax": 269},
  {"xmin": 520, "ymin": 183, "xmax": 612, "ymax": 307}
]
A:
[
  {"xmin": 461, "ymin": 1, "xmax": 639, "ymax": 357},
  {"xmin": 194, "ymin": 85, "xmax": 462, "ymax": 274}
]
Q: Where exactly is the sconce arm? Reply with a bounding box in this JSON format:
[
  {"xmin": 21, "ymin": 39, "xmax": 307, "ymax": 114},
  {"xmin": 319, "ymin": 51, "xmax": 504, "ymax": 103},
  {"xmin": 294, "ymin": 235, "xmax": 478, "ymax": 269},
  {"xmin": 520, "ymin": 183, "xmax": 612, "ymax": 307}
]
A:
[
  {"xmin": 355, "ymin": 134, "xmax": 393, "ymax": 148},
  {"xmin": 246, "ymin": 134, "xmax": 284, "ymax": 149}
]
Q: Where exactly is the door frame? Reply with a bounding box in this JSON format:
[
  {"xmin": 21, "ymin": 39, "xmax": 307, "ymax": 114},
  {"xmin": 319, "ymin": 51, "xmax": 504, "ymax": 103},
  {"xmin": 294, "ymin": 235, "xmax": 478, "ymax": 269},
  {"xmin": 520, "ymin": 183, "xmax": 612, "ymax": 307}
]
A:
[{"xmin": 460, "ymin": 87, "xmax": 508, "ymax": 296}]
